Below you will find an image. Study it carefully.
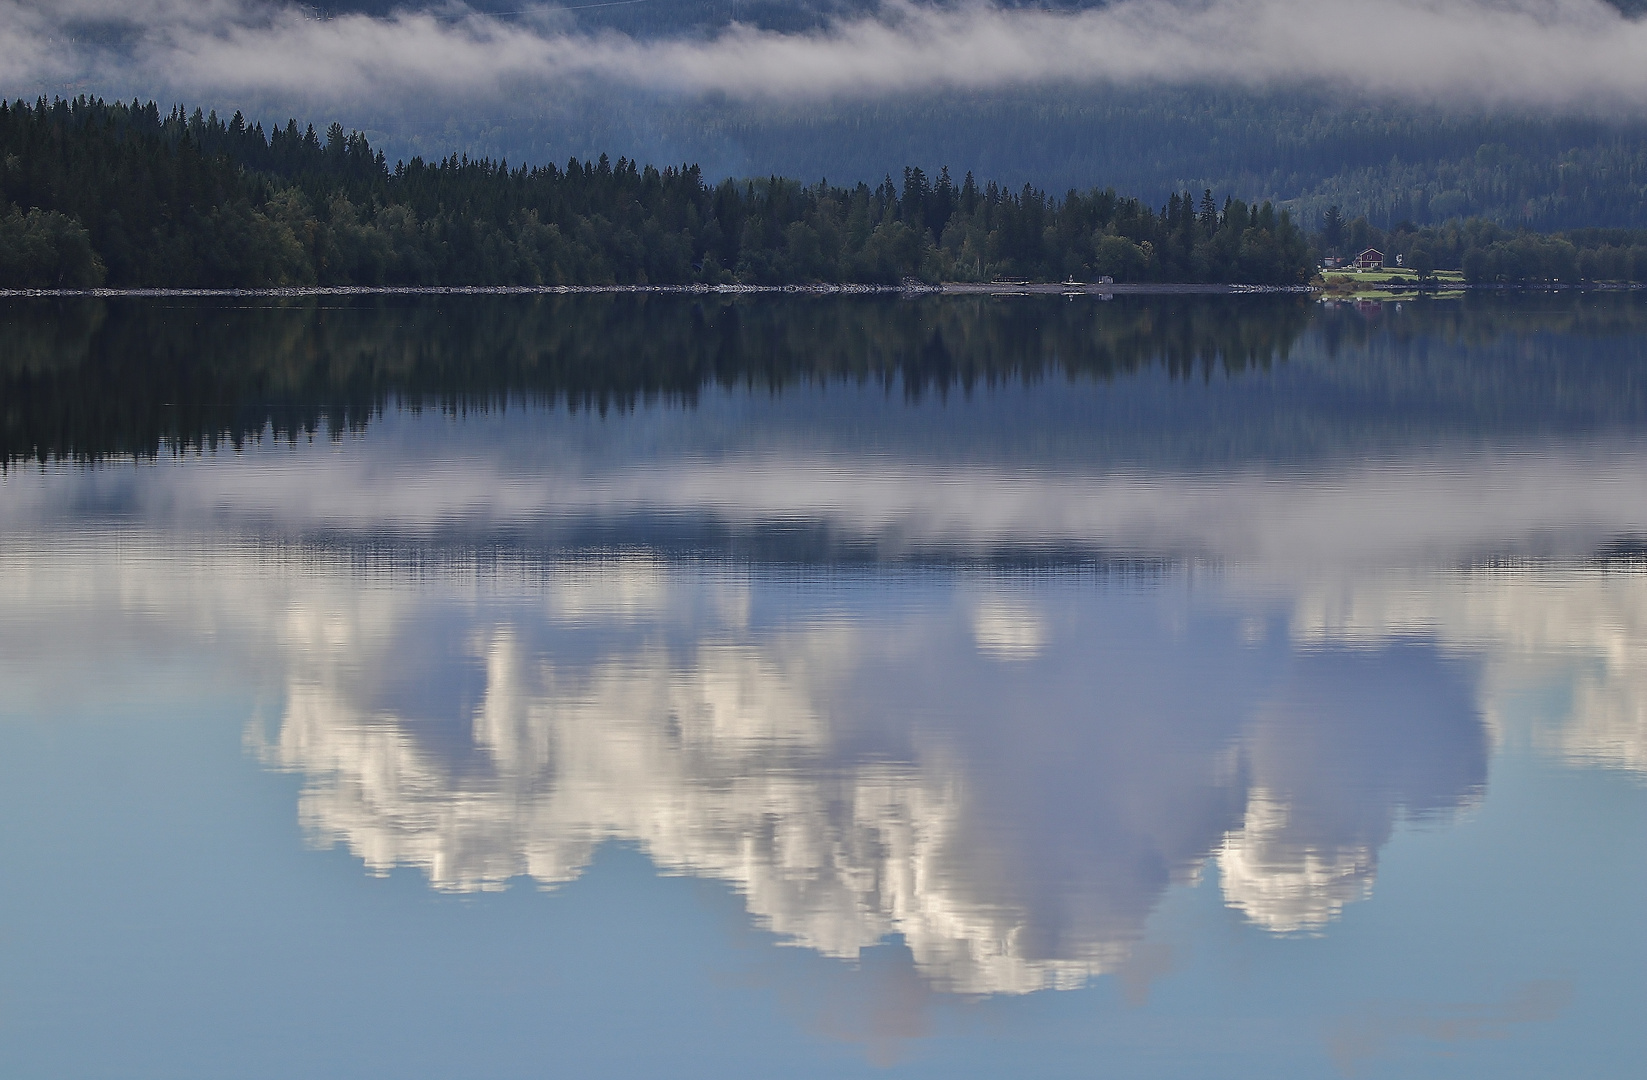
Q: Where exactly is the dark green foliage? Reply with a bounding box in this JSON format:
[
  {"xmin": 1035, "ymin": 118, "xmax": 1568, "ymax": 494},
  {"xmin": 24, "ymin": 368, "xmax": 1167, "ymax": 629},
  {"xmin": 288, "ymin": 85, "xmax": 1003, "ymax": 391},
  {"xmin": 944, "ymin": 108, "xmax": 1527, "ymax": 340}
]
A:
[
  {"xmin": 1, "ymin": 96, "xmax": 1313, "ymax": 287},
  {"xmin": 0, "ymin": 203, "xmax": 105, "ymax": 287},
  {"xmin": 1314, "ymin": 213, "xmax": 1647, "ymax": 284},
  {"xmin": 1288, "ymin": 138, "xmax": 1647, "ymax": 232}
]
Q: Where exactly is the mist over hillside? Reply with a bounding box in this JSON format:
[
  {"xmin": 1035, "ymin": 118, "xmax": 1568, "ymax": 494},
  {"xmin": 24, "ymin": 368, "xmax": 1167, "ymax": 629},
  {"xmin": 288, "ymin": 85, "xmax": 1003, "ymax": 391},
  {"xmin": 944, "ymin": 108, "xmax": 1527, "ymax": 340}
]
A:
[
  {"xmin": 5, "ymin": 0, "xmax": 1647, "ymax": 227},
  {"xmin": 325, "ymin": 0, "xmax": 1647, "ymax": 35},
  {"xmin": 350, "ymin": 89, "xmax": 1647, "ymax": 230}
]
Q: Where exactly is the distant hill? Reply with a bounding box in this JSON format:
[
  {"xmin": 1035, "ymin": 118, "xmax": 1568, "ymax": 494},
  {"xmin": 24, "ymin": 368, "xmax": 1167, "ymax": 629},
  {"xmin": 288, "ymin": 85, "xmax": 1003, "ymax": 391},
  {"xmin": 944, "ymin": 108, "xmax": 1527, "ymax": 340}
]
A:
[
  {"xmin": 20, "ymin": 1, "xmax": 1647, "ymax": 229},
  {"xmin": 325, "ymin": 87, "xmax": 1647, "ymax": 233},
  {"xmin": 276, "ymin": 3, "xmax": 1647, "ymax": 230}
]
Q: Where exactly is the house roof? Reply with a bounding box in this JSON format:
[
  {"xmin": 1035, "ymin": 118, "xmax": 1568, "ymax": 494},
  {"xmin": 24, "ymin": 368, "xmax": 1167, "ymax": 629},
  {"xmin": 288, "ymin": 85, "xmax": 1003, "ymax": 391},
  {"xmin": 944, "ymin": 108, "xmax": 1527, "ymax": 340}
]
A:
[{"xmin": 1355, "ymin": 247, "xmax": 1384, "ymax": 258}]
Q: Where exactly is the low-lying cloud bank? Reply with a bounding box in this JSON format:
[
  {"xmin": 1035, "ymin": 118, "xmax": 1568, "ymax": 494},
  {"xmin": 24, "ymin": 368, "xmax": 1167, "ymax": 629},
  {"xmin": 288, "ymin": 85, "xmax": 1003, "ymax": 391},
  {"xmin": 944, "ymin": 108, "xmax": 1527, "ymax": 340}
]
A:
[{"xmin": 4, "ymin": 0, "xmax": 1647, "ymax": 114}]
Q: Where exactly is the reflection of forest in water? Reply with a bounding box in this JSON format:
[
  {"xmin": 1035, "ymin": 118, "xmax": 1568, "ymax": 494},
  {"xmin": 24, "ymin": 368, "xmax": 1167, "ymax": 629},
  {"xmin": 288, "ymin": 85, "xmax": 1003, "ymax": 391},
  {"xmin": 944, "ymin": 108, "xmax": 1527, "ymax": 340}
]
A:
[
  {"xmin": 2, "ymin": 294, "xmax": 1302, "ymax": 462},
  {"xmin": 5, "ymin": 292, "xmax": 1645, "ymax": 466}
]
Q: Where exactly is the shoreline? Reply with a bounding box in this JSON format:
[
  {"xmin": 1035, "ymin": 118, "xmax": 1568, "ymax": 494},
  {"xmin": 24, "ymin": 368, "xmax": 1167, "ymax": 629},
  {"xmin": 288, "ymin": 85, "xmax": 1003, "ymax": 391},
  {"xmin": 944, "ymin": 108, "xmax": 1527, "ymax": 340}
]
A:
[
  {"xmin": 0, "ymin": 282, "xmax": 1304, "ymax": 299},
  {"xmin": 0, "ymin": 281, "xmax": 1636, "ymax": 299}
]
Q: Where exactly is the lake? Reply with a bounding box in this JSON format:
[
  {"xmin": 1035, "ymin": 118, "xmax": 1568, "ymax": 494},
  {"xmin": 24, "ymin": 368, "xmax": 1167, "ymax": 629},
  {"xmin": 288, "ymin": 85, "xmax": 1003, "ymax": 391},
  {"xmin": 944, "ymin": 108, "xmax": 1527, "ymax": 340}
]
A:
[{"xmin": 1, "ymin": 293, "xmax": 1644, "ymax": 1078}]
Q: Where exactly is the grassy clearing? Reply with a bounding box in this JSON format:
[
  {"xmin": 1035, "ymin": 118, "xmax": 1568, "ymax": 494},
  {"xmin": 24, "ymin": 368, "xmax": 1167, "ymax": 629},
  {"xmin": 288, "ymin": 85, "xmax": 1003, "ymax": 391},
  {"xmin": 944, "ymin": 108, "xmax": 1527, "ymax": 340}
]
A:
[{"xmin": 1318, "ymin": 266, "xmax": 1465, "ymax": 299}]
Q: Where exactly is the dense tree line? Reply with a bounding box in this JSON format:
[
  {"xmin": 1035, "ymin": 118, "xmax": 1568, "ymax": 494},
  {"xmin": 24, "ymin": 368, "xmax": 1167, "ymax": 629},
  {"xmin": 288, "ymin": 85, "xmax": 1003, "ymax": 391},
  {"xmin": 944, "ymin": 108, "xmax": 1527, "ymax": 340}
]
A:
[
  {"xmin": 1315, "ymin": 208, "xmax": 1647, "ymax": 284},
  {"xmin": 0, "ymin": 96, "xmax": 1313, "ymax": 288}
]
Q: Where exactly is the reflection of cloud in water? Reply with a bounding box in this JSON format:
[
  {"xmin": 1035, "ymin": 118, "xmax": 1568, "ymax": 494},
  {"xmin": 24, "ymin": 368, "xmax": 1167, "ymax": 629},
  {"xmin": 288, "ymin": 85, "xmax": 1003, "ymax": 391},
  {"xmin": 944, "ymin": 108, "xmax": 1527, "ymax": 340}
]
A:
[
  {"xmin": 970, "ymin": 598, "xmax": 1046, "ymax": 658},
  {"xmin": 0, "ymin": 537, "xmax": 1518, "ymax": 992},
  {"xmin": 1219, "ymin": 790, "xmax": 1375, "ymax": 934},
  {"xmin": 1218, "ymin": 644, "xmax": 1487, "ymax": 932},
  {"xmin": 234, "ymin": 556, "xmax": 1489, "ymax": 985},
  {"xmin": 264, "ymin": 613, "xmax": 1125, "ymax": 994},
  {"xmin": 1295, "ymin": 571, "xmax": 1647, "ymax": 776},
  {"xmin": 12, "ymin": 439, "xmax": 1647, "ymax": 569}
]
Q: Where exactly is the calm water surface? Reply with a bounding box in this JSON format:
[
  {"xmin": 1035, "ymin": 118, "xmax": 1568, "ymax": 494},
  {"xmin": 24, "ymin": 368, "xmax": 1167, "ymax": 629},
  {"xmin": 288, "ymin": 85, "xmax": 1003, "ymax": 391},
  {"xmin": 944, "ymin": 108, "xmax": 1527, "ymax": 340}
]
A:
[{"xmin": 2, "ymin": 295, "xmax": 1644, "ymax": 1078}]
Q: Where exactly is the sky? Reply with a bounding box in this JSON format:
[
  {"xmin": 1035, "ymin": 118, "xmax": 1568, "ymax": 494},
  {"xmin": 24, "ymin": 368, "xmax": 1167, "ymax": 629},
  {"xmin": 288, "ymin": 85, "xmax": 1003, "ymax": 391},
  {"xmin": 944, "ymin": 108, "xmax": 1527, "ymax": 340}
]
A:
[{"xmin": 6, "ymin": 0, "xmax": 1647, "ymax": 116}]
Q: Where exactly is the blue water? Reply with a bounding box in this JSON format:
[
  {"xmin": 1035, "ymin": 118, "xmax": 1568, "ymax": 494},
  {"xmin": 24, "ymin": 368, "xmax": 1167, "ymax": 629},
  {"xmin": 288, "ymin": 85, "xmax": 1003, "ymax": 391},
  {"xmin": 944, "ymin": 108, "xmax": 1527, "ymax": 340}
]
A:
[{"xmin": 1, "ymin": 295, "xmax": 1644, "ymax": 1078}]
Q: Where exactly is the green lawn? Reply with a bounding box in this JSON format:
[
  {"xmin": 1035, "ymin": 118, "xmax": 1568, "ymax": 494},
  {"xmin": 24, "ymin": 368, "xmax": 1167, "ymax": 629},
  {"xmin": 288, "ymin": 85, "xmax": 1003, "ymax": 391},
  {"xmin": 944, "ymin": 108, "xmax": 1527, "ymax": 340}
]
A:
[{"xmin": 1319, "ymin": 266, "xmax": 1466, "ymax": 298}]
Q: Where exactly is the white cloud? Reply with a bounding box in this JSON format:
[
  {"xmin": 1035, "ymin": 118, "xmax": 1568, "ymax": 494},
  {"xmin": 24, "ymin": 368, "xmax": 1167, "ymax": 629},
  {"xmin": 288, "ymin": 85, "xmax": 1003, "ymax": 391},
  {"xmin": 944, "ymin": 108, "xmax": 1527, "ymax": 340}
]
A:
[
  {"xmin": 4, "ymin": 0, "xmax": 1647, "ymax": 113},
  {"xmin": 12, "ymin": 435, "xmax": 1647, "ymax": 570}
]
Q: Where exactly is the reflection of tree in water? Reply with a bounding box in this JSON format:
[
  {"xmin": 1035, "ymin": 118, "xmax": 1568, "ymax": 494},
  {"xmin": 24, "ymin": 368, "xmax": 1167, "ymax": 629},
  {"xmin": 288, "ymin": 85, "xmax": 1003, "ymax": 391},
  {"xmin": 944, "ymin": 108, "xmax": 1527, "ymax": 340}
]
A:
[
  {"xmin": 2, "ymin": 294, "xmax": 1310, "ymax": 463},
  {"xmin": 1317, "ymin": 292, "xmax": 1647, "ymax": 354},
  {"xmin": 9, "ymin": 292, "xmax": 1647, "ymax": 468},
  {"xmin": 1308, "ymin": 295, "xmax": 1647, "ymax": 435}
]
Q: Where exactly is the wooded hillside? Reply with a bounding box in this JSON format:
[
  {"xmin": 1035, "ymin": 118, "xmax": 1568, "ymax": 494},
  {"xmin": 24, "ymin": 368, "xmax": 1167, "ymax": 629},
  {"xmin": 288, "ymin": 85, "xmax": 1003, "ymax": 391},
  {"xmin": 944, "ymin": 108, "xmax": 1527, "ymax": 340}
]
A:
[{"xmin": 1, "ymin": 96, "xmax": 1312, "ymax": 289}]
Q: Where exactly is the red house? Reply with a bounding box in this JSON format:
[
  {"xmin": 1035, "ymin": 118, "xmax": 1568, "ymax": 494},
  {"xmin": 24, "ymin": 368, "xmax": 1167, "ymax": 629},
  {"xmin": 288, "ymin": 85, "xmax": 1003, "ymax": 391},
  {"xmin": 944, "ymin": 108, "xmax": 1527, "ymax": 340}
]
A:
[{"xmin": 1351, "ymin": 247, "xmax": 1384, "ymax": 269}]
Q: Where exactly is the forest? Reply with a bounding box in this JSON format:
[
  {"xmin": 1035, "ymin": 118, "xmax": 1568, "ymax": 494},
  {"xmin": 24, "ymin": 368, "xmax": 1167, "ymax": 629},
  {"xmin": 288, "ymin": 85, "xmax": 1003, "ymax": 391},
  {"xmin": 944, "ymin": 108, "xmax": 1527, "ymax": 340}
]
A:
[
  {"xmin": 0, "ymin": 96, "xmax": 1313, "ymax": 289},
  {"xmin": 1315, "ymin": 210, "xmax": 1647, "ymax": 285},
  {"xmin": 7, "ymin": 96, "xmax": 1646, "ymax": 290}
]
